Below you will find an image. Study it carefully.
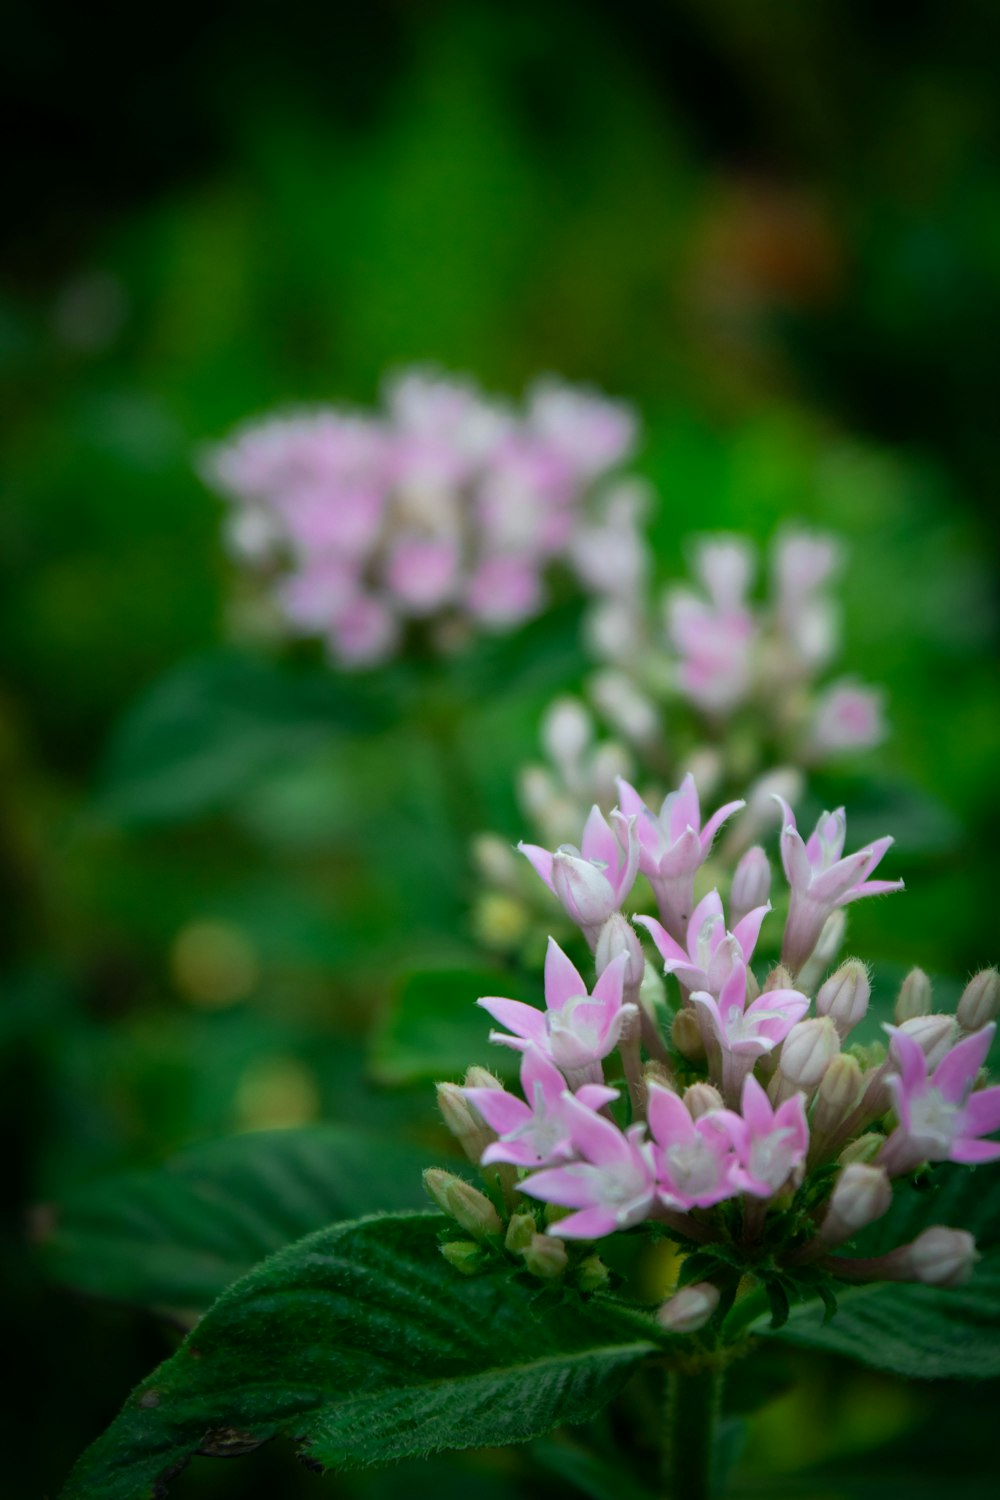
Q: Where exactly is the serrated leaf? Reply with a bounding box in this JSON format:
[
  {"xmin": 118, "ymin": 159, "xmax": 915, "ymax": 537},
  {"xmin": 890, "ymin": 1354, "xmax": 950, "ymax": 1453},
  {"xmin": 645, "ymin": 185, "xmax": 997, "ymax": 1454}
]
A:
[
  {"xmin": 762, "ymin": 1163, "xmax": 1000, "ymax": 1377},
  {"xmin": 38, "ymin": 1126, "xmax": 440, "ymax": 1313},
  {"xmin": 60, "ymin": 1213, "xmax": 661, "ymax": 1498},
  {"xmin": 93, "ymin": 650, "xmax": 384, "ymax": 825},
  {"xmin": 370, "ymin": 967, "xmax": 528, "ymax": 1085}
]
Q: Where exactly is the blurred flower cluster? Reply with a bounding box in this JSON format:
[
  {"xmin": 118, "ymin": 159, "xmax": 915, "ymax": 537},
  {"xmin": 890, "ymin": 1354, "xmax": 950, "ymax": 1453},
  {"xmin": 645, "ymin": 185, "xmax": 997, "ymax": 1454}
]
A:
[
  {"xmin": 432, "ymin": 786, "xmax": 1000, "ymax": 1323},
  {"xmin": 202, "ymin": 369, "xmax": 639, "ymax": 666},
  {"xmin": 475, "ymin": 527, "xmax": 886, "ymax": 961}
]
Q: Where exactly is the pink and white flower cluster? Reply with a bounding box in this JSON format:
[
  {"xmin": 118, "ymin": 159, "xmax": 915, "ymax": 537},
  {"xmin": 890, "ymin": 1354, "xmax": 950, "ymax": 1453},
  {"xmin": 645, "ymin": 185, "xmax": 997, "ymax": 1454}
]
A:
[
  {"xmin": 203, "ymin": 369, "xmax": 639, "ymax": 667},
  {"xmin": 439, "ymin": 781, "xmax": 999, "ymax": 1315}
]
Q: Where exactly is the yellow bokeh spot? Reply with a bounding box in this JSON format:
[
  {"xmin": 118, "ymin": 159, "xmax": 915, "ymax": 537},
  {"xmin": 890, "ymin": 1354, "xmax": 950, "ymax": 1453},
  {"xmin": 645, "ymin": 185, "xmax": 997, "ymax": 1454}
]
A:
[
  {"xmin": 235, "ymin": 1056, "xmax": 321, "ymax": 1131},
  {"xmin": 171, "ymin": 920, "xmax": 259, "ymax": 1008}
]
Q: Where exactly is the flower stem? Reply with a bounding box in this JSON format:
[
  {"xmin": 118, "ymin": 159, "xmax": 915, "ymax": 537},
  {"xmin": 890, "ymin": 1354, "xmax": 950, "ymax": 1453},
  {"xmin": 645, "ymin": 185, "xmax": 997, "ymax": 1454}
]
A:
[{"xmin": 663, "ymin": 1366, "xmax": 723, "ymax": 1500}]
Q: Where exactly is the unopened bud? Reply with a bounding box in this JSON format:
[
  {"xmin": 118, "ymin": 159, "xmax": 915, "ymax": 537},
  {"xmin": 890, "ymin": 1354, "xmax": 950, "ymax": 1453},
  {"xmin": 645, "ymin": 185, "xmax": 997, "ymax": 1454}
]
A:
[
  {"xmin": 763, "ymin": 964, "xmax": 794, "ymax": 994},
  {"xmin": 724, "ymin": 767, "xmax": 803, "ymax": 857},
  {"xmin": 898, "ymin": 1014, "xmax": 957, "ymax": 1071},
  {"xmin": 816, "ymin": 960, "xmax": 870, "ymax": 1039},
  {"xmin": 809, "ymin": 1054, "xmax": 864, "ymax": 1162},
  {"xmin": 730, "ymin": 846, "xmax": 771, "ymax": 927},
  {"xmin": 896, "ymin": 1227, "xmax": 979, "ymax": 1287},
  {"xmin": 577, "ymin": 1254, "xmax": 610, "ymax": 1292},
  {"xmin": 644, "ymin": 1060, "xmax": 675, "ymax": 1090},
  {"xmin": 838, "ymin": 1132, "xmax": 883, "ymax": 1167},
  {"xmin": 589, "ymin": 670, "xmax": 660, "ymax": 746},
  {"xmin": 684, "ymin": 1082, "xmax": 724, "ymax": 1120},
  {"xmin": 596, "ymin": 913, "xmax": 645, "ymax": 991},
  {"xmin": 423, "ymin": 1169, "xmax": 503, "ymax": 1240},
  {"xmin": 895, "ymin": 968, "xmax": 932, "ymax": 1023},
  {"xmin": 504, "ymin": 1213, "xmax": 536, "ymax": 1254},
  {"xmin": 464, "ymin": 1066, "xmax": 503, "ymax": 1091},
  {"xmin": 672, "ymin": 1009, "xmax": 705, "ymax": 1062},
  {"xmin": 773, "ymin": 1018, "xmax": 839, "ymax": 1103},
  {"xmin": 745, "ymin": 968, "xmax": 761, "ymax": 1003},
  {"xmin": 541, "ymin": 697, "xmax": 592, "ymax": 770},
  {"xmin": 437, "ymin": 1083, "xmax": 494, "ymax": 1164},
  {"xmin": 819, "ymin": 1164, "xmax": 893, "ymax": 1246},
  {"xmin": 551, "ymin": 849, "xmax": 617, "ymax": 934},
  {"xmin": 958, "ymin": 969, "xmax": 1000, "ymax": 1032},
  {"xmin": 471, "ymin": 834, "xmax": 521, "ymax": 890},
  {"xmin": 521, "ymin": 1233, "xmax": 568, "ymax": 1279},
  {"xmin": 440, "ymin": 1240, "xmax": 487, "ymax": 1276},
  {"xmin": 797, "ymin": 909, "xmax": 847, "ymax": 992},
  {"xmin": 658, "ymin": 1282, "xmax": 720, "ymax": 1334}
]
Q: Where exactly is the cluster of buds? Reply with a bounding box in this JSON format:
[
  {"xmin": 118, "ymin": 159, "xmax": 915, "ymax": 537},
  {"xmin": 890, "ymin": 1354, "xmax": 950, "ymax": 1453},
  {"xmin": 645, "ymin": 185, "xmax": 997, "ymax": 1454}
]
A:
[
  {"xmin": 434, "ymin": 783, "xmax": 1000, "ymax": 1324},
  {"xmin": 202, "ymin": 369, "xmax": 642, "ymax": 667}
]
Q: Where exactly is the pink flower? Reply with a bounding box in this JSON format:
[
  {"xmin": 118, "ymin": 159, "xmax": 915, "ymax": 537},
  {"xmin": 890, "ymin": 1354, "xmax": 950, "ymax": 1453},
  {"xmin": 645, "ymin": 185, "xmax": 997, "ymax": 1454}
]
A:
[
  {"xmin": 665, "ymin": 590, "xmax": 756, "ymax": 715},
  {"xmin": 636, "ymin": 888, "xmax": 770, "ymax": 999},
  {"xmin": 464, "ymin": 1046, "xmax": 617, "ymax": 1170},
  {"xmin": 384, "ymin": 535, "xmax": 461, "ymax": 615},
  {"xmin": 879, "ymin": 1023, "xmax": 1000, "ymax": 1176},
  {"xmin": 527, "ymin": 379, "xmax": 638, "ymax": 480},
  {"xmin": 477, "ymin": 939, "xmax": 637, "ymax": 1085},
  {"xmin": 716, "ymin": 1074, "xmax": 810, "ymax": 1198},
  {"xmin": 691, "ymin": 963, "xmax": 810, "ymax": 1104},
  {"xmin": 775, "ymin": 797, "xmax": 903, "ymax": 973},
  {"xmin": 617, "ymin": 774, "xmax": 744, "ymax": 940},
  {"xmin": 519, "ymin": 1094, "xmax": 657, "ymax": 1238},
  {"xmin": 808, "ymin": 680, "xmax": 887, "ymax": 758},
  {"xmin": 326, "ymin": 593, "xmax": 400, "ymax": 667},
  {"xmin": 519, "ymin": 806, "xmax": 640, "ymax": 944},
  {"xmin": 772, "ymin": 529, "xmax": 841, "ymax": 670},
  {"xmin": 464, "ymin": 555, "xmax": 544, "ymax": 628},
  {"xmin": 647, "ymin": 1084, "xmax": 740, "ymax": 1210}
]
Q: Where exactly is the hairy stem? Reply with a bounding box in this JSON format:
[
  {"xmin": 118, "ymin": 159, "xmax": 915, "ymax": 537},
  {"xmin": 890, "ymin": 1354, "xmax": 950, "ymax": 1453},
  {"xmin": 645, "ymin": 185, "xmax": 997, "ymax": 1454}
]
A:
[{"xmin": 664, "ymin": 1365, "xmax": 724, "ymax": 1500}]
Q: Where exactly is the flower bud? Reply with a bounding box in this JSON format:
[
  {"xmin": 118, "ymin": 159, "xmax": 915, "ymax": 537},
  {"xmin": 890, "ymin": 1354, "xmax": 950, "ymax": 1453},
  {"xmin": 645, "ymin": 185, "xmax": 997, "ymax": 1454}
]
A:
[
  {"xmin": 465, "ymin": 1066, "xmax": 503, "ymax": 1091},
  {"xmin": 898, "ymin": 1014, "xmax": 957, "ymax": 1072},
  {"xmin": 672, "ymin": 1009, "xmax": 705, "ymax": 1062},
  {"xmin": 589, "ymin": 670, "xmax": 660, "ymax": 747},
  {"xmin": 683, "ymin": 1082, "xmax": 724, "ymax": 1120},
  {"xmin": 745, "ymin": 968, "xmax": 761, "ymax": 1003},
  {"xmin": 423, "ymin": 1169, "xmax": 502, "ymax": 1240},
  {"xmin": 896, "ymin": 1227, "xmax": 979, "ymax": 1287},
  {"xmin": 772, "ymin": 1017, "xmax": 839, "ymax": 1104},
  {"xmin": 504, "ymin": 1213, "xmax": 537, "ymax": 1254},
  {"xmin": 658, "ymin": 1282, "xmax": 720, "ymax": 1334},
  {"xmin": 596, "ymin": 913, "xmax": 645, "ymax": 991},
  {"xmin": 473, "ymin": 892, "xmax": 530, "ymax": 951},
  {"xmin": 440, "ymin": 1240, "xmax": 487, "ymax": 1276},
  {"xmin": 762, "ymin": 963, "xmax": 795, "ymax": 994},
  {"xmin": 437, "ymin": 1083, "xmax": 495, "ymax": 1164},
  {"xmin": 577, "ymin": 1255, "xmax": 610, "ymax": 1293},
  {"xmin": 730, "ymin": 846, "xmax": 771, "ymax": 927},
  {"xmin": 816, "ymin": 960, "xmax": 870, "ymax": 1039},
  {"xmin": 819, "ymin": 1164, "xmax": 892, "ymax": 1246},
  {"xmin": 541, "ymin": 697, "xmax": 592, "ymax": 771},
  {"xmin": 724, "ymin": 767, "xmax": 803, "ymax": 858},
  {"xmin": 894, "ymin": 968, "xmax": 932, "ymax": 1023},
  {"xmin": 552, "ymin": 850, "xmax": 617, "ymax": 934},
  {"xmin": 521, "ymin": 1233, "xmax": 568, "ymax": 1279},
  {"xmin": 808, "ymin": 1054, "xmax": 864, "ymax": 1162},
  {"xmin": 957, "ymin": 969, "xmax": 1000, "ymax": 1032},
  {"xmin": 471, "ymin": 834, "xmax": 521, "ymax": 890},
  {"xmin": 838, "ymin": 1132, "xmax": 883, "ymax": 1166}
]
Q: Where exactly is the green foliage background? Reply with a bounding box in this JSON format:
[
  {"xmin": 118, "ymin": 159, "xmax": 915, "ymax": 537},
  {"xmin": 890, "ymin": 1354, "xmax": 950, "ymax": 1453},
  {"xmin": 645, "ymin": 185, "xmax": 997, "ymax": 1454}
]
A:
[{"xmin": 2, "ymin": 1, "xmax": 1000, "ymax": 1494}]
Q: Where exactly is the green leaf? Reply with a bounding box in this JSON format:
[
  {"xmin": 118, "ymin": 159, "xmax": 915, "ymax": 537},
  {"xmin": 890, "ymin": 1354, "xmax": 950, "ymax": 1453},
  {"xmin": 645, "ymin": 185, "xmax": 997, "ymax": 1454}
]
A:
[
  {"xmin": 370, "ymin": 967, "xmax": 529, "ymax": 1085},
  {"xmin": 60, "ymin": 1213, "xmax": 660, "ymax": 1498},
  {"xmin": 39, "ymin": 1126, "xmax": 440, "ymax": 1314},
  {"xmin": 762, "ymin": 1163, "xmax": 1000, "ymax": 1377},
  {"xmin": 93, "ymin": 650, "xmax": 385, "ymax": 825}
]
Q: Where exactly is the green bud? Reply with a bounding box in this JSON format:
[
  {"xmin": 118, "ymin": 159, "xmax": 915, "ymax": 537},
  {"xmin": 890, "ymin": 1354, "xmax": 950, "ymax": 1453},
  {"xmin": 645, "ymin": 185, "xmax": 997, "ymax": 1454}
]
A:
[
  {"xmin": 957, "ymin": 969, "xmax": 1000, "ymax": 1032},
  {"xmin": 838, "ymin": 1132, "xmax": 883, "ymax": 1167},
  {"xmin": 504, "ymin": 1212, "xmax": 536, "ymax": 1254},
  {"xmin": 576, "ymin": 1255, "xmax": 610, "ymax": 1293},
  {"xmin": 435, "ymin": 1083, "xmax": 495, "ymax": 1164},
  {"xmin": 672, "ymin": 1009, "xmax": 705, "ymax": 1062},
  {"xmin": 895, "ymin": 968, "xmax": 932, "ymax": 1023},
  {"xmin": 521, "ymin": 1233, "xmax": 568, "ymax": 1280},
  {"xmin": 423, "ymin": 1169, "xmax": 503, "ymax": 1239},
  {"xmin": 440, "ymin": 1240, "xmax": 488, "ymax": 1276}
]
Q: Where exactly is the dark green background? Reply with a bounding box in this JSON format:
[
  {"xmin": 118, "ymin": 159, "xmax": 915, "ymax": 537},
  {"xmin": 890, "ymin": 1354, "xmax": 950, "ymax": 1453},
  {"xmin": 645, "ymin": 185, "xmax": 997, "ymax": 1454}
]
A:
[{"xmin": 3, "ymin": 2, "xmax": 999, "ymax": 1495}]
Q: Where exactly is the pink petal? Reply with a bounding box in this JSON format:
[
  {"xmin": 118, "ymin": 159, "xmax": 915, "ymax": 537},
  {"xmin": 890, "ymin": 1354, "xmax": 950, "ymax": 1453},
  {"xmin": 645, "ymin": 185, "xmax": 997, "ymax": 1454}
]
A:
[
  {"xmin": 520, "ymin": 1163, "xmax": 601, "ymax": 1209},
  {"xmin": 888, "ymin": 1025, "xmax": 930, "ymax": 1095},
  {"xmin": 591, "ymin": 951, "xmax": 627, "ymax": 1009},
  {"xmin": 477, "ymin": 995, "xmax": 548, "ymax": 1045},
  {"xmin": 839, "ymin": 877, "xmax": 905, "ymax": 905},
  {"xmin": 464, "ymin": 1088, "xmax": 530, "ymax": 1135},
  {"xmin": 740, "ymin": 1074, "xmax": 774, "ymax": 1135},
  {"xmin": 518, "ymin": 841, "xmax": 554, "ymax": 891},
  {"xmin": 647, "ymin": 1084, "xmax": 695, "ymax": 1146},
  {"xmin": 551, "ymin": 1205, "xmax": 620, "ymax": 1239},
  {"xmin": 731, "ymin": 902, "xmax": 771, "ymax": 963},
  {"xmin": 634, "ymin": 914, "xmax": 687, "ymax": 967},
  {"xmin": 687, "ymin": 889, "xmax": 725, "ymax": 947},
  {"xmin": 577, "ymin": 1083, "xmax": 620, "ymax": 1110},
  {"xmin": 810, "ymin": 847, "xmax": 877, "ymax": 904},
  {"xmin": 562, "ymin": 1093, "xmax": 633, "ymax": 1167},
  {"xmin": 581, "ymin": 805, "xmax": 620, "ymax": 868},
  {"xmin": 655, "ymin": 825, "xmax": 702, "ymax": 879},
  {"xmin": 544, "ymin": 937, "xmax": 588, "ymax": 1013},
  {"xmin": 934, "ymin": 1024, "xmax": 995, "ymax": 1103},
  {"xmin": 664, "ymin": 773, "xmax": 701, "ymax": 841},
  {"xmin": 520, "ymin": 1044, "xmax": 569, "ymax": 1105},
  {"xmin": 950, "ymin": 1138, "xmax": 1000, "ymax": 1165},
  {"xmin": 690, "ymin": 990, "xmax": 724, "ymax": 1046},
  {"xmin": 781, "ymin": 825, "xmax": 812, "ymax": 890},
  {"xmin": 962, "ymin": 1082, "xmax": 1000, "ymax": 1137},
  {"xmin": 614, "ymin": 776, "xmax": 647, "ymax": 821},
  {"xmin": 700, "ymin": 797, "xmax": 746, "ymax": 852}
]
